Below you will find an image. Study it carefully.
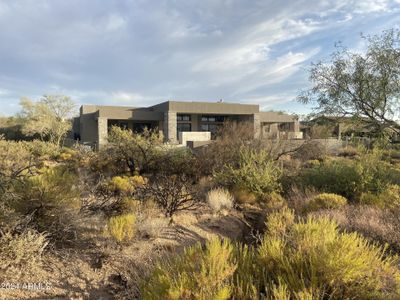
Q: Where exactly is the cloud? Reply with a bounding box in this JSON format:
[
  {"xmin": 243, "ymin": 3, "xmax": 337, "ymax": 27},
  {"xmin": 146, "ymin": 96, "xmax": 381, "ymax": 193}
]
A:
[{"xmin": 0, "ymin": 0, "xmax": 399, "ymax": 115}]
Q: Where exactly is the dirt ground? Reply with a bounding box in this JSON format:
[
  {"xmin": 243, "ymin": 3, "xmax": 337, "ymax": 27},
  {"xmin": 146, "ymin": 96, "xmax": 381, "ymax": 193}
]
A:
[{"xmin": 0, "ymin": 207, "xmax": 260, "ymax": 300}]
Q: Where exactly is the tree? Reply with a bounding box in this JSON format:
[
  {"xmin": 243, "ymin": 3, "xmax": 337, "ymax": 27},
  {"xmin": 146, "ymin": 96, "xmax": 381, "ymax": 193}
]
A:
[
  {"xmin": 107, "ymin": 126, "xmax": 163, "ymax": 175},
  {"xmin": 19, "ymin": 95, "xmax": 76, "ymax": 146},
  {"xmin": 299, "ymin": 29, "xmax": 400, "ymax": 135}
]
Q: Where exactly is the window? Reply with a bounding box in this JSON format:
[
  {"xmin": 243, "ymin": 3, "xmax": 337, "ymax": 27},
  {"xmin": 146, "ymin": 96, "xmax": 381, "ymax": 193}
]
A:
[
  {"xmin": 177, "ymin": 114, "xmax": 191, "ymax": 121},
  {"xmin": 201, "ymin": 115, "xmax": 225, "ymax": 122},
  {"xmin": 177, "ymin": 123, "xmax": 191, "ymax": 133}
]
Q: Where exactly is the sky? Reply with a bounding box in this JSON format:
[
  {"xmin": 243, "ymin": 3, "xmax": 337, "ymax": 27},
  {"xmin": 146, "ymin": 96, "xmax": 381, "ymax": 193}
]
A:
[{"xmin": 0, "ymin": 0, "xmax": 399, "ymax": 116}]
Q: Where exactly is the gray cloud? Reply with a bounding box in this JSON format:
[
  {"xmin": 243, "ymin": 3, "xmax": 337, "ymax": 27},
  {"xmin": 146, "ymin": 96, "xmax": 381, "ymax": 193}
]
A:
[{"xmin": 0, "ymin": 0, "xmax": 399, "ymax": 115}]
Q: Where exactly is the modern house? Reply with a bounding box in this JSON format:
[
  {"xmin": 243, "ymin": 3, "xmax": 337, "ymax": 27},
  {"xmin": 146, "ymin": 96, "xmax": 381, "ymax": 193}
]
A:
[{"xmin": 73, "ymin": 100, "xmax": 302, "ymax": 148}]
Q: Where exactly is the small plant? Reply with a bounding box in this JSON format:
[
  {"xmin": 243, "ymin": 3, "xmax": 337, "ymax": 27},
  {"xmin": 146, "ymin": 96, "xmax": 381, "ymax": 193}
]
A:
[
  {"xmin": 0, "ymin": 230, "xmax": 48, "ymax": 280},
  {"xmin": 232, "ymin": 187, "xmax": 258, "ymax": 205},
  {"xmin": 206, "ymin": 188, "xmax": 234, "ymax": 212},
  {"xmin": 141, "ymin": 173, "xmax": 201, "ymax": 218},
  {"xmin": 106, "ymin": 213, "xmax": 136, "ymax": 243},
  {"xmin": 305, "ymin": 193, "xmax": 348, "ymax": 213}
]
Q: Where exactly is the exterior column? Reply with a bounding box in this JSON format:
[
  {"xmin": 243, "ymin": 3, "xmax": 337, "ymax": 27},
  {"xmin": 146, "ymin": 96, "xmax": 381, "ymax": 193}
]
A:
[
  {"xmin": 164, "ymin": 111, "xmax": 177, "ymax": 143},
  {"xmin": 293, "ymin": 119, "xmax": 300, "ymax": 132},
  {"xmin": 97, "ymin": 117, "xmax": 108, "ymax": 149},
  {"xmin": 252, "ymin": 113, "xmax": 261, "ymax": 139}
]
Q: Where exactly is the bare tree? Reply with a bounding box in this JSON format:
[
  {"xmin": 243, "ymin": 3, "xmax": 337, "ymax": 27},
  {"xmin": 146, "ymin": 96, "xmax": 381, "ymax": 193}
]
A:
[{"xmin": 140, "ymin": 173, "xmax": 201, "ymax": 218}]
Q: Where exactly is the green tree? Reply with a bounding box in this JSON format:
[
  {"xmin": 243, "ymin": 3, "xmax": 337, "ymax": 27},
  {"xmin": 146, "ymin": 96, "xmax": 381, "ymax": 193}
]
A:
[
  {"xmin": 107, "ymin": 126, "xmax": 163, "ymax": 175},
  {"xmin": 299, "ymin": 29, "xmax": 400, "ymax": 135},
  {"xmin": 19, "ymin": 95, "xmax": 76, "ymax": 145}
]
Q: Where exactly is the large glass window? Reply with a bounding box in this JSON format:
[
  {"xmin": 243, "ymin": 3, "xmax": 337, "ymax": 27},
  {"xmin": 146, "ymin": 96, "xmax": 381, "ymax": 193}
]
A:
[
  {"xmin": 177, "ymin": 123, "xmax": 191, "ymax": 134},
  {"xmin": 177, "ymin": 114, "xmax": 191, "ymax": 121},
  {"xmin": 201, "ymin": 115, "xmax": 225, "ymax": 122}
]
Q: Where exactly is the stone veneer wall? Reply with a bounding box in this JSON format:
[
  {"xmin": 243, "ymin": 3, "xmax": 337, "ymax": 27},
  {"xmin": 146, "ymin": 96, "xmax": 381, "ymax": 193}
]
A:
[
  {"xmin": 163, "ymin": 111, "xmax": 177, "ymax": 143},
  {"xmin": 97, "ymin": 117, "xmax": 108, "ymax": 149}
]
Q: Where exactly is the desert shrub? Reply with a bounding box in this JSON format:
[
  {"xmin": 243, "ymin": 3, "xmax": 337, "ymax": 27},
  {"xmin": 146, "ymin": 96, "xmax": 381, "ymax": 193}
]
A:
[
  {"xmin": 107, "ymin": 126, "xmax": 163, "ymax": 175},
  {"xmin": 216, "ymin": 147, "xmax": 282, "ymax": 198},
  {"xmin": 9, "ymin": 166, "xmax": 81, "ymax": 241},
  {"xmin": 137, "ymin": 217, "xmax": 169, "ymax": 239},
  {"xmin": 140, "ymin": 209, "xmax": 400, "ymax": 299},
  {"xmin": 313, "ymin": 205, "xmax": 400, "ymax": 253},
  {"xmin": 24, "ymin": 140, "xmax": 61, "ymax": 159},
  {"xmin": 360, "ymin": 184, "xmax": 400, "ymax": 209},
  {"xmin": 206, "ymin": 188, "xmax": 234, "ymax": 212},
  {"xmin": 141, "ymin": 238, "xmax": 237, "ymax": 299},
  {"xmin": 292, "ymin": 140, "xmax": 326, "ymax": 161},
  {"xmin": 105, "ymin": 213, "xmax": 136, "ymax": 243},
  {"xmin": 258, "ymin": 209, "xmax": 400, "ymax": 299},
  {"xmin": 338, "ymin": 146, "xmax": 360, "ymax": 158},
  {"xmin": 259, "ymin": 192, "xmax": 287, "ymax": 210},
  {"xmin": 232, "ymin": 187, "xmax": 258, "ymax": 205},
  {"xmin": 304, "ymin": 193, "xmax": 347, "ymax": 213},
  {"xmin": 299, "ymin": 151, "xmax": 395, "ymax": 201},
  {"xmin": 0, "ymin": 230, "xmax": 48, "ymax": 280},
  {"xmin": 140, "ymin": 173, "xmax": 201, "ymax": 217},
  {"xmin": 108, "ymin": 175, "xmax": 146, "ymax": 195}
]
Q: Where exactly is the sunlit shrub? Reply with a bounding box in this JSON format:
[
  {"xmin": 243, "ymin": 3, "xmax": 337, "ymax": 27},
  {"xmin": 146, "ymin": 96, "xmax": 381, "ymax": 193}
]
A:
[
  {"xmin": 206, "ymin": 188, "xmax": 234, "ymax": 212},
  {"xmin": 10, "ymin": 166, "xmax": 80, "ymax": 241},
  {"xmin": 258, "ymin": 210, "xmax": 400, "ymax": 299},
  {"xmin": 108, "ymin": 175, "xmax": 147, "ymax": 195},
  {"xmin": 105, "ymin": 213, "xmax": 136, "ymax": 243},
  {"xmin": 141, "ymin": 238, "xmax": 236, "ymax": 299},
  {"xmin": 141, "ymin": 210, "xmax": 400, "ymax": 299},
  {"xmin": 216, "ymin": 148, "xmax": 282, "ymax": 197},
  {"xmin": 304, "ymin": 193, "xmax": 348, "ymax": 213}
]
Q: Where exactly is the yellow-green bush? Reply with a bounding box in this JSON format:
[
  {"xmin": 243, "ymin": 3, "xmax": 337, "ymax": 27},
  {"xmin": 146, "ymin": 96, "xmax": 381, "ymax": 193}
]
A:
[
  {"xmin": 141, "ymin": 210, "xmax": 400, "ymax": 299},
  {"xmin": 304, "ymin": 193, "xmax": 348, "ymax": 213},
  {"xmin": 216, "ymin": 147, "xmax": 282, "ymax": 197},
  {"xmin": 360, "ymin": 184, "xmax": 400, "ymax": 209},
  {"xmin": 299, "ymin": 151, "xmax": 397, "ymax": 201},
  {"xmin": 9, "ymin": 166, "xmax": 80, "ymax": 240},
  {"xmin": 106, "ymin": 213, "xmax": 136, "ymax": 243},
  {"xmin": 108, "ymin": 175, "xmax": 147, "ymax": 195},
  {"xmin": 141, "ymin": 238, "xmax": 236, "ymax": 300},
  {"xmin": 258, "ymin": 210, "xmax": 400, "ymax": 299}
]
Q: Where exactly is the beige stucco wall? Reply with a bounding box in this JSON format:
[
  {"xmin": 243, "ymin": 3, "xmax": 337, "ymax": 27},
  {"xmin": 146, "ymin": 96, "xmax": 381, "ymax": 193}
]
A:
[{"xmin": 178, "ymin": 131, "xmax": 211, "ymax": 146}]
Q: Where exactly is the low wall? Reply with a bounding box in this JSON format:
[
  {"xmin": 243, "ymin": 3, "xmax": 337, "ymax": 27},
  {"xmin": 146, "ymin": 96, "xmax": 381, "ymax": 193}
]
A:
[{"xmin": 178, "ymin": 131, "xmax": 211, "ymax": 146}]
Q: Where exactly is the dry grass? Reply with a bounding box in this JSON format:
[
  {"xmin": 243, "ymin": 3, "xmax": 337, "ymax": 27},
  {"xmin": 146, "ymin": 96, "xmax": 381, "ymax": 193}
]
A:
[
  {"xmin": 206, "ymin": 188, "xmax": 234, "ymax": 213},
  {"xmin": 311, "ymin": 205, "xmax": 400, "ymax": 253},
  {"xmin": 0, "ymin": 230, "xmax": 48, "ymax": 280}
]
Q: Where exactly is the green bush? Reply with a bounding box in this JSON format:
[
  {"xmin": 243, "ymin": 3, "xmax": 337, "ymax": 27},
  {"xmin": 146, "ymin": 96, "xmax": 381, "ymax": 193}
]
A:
[
  {"xmin": 360, "ymin": 184, "xmax": 400, "ymax": 209},
  {"xmin": 105, "ymin": 213, "xmax": 136, "ymax": 243},
  {"xmin": 299, "ymin": 151, "xmax": 396, "ymax": 201},
  {"xmin": 216, "ymin": 147, "xmax": 282, "ymax": 198},
  {"xmin": 304, "ymin": 193, "xmax": 348, "ymax": 213}
]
